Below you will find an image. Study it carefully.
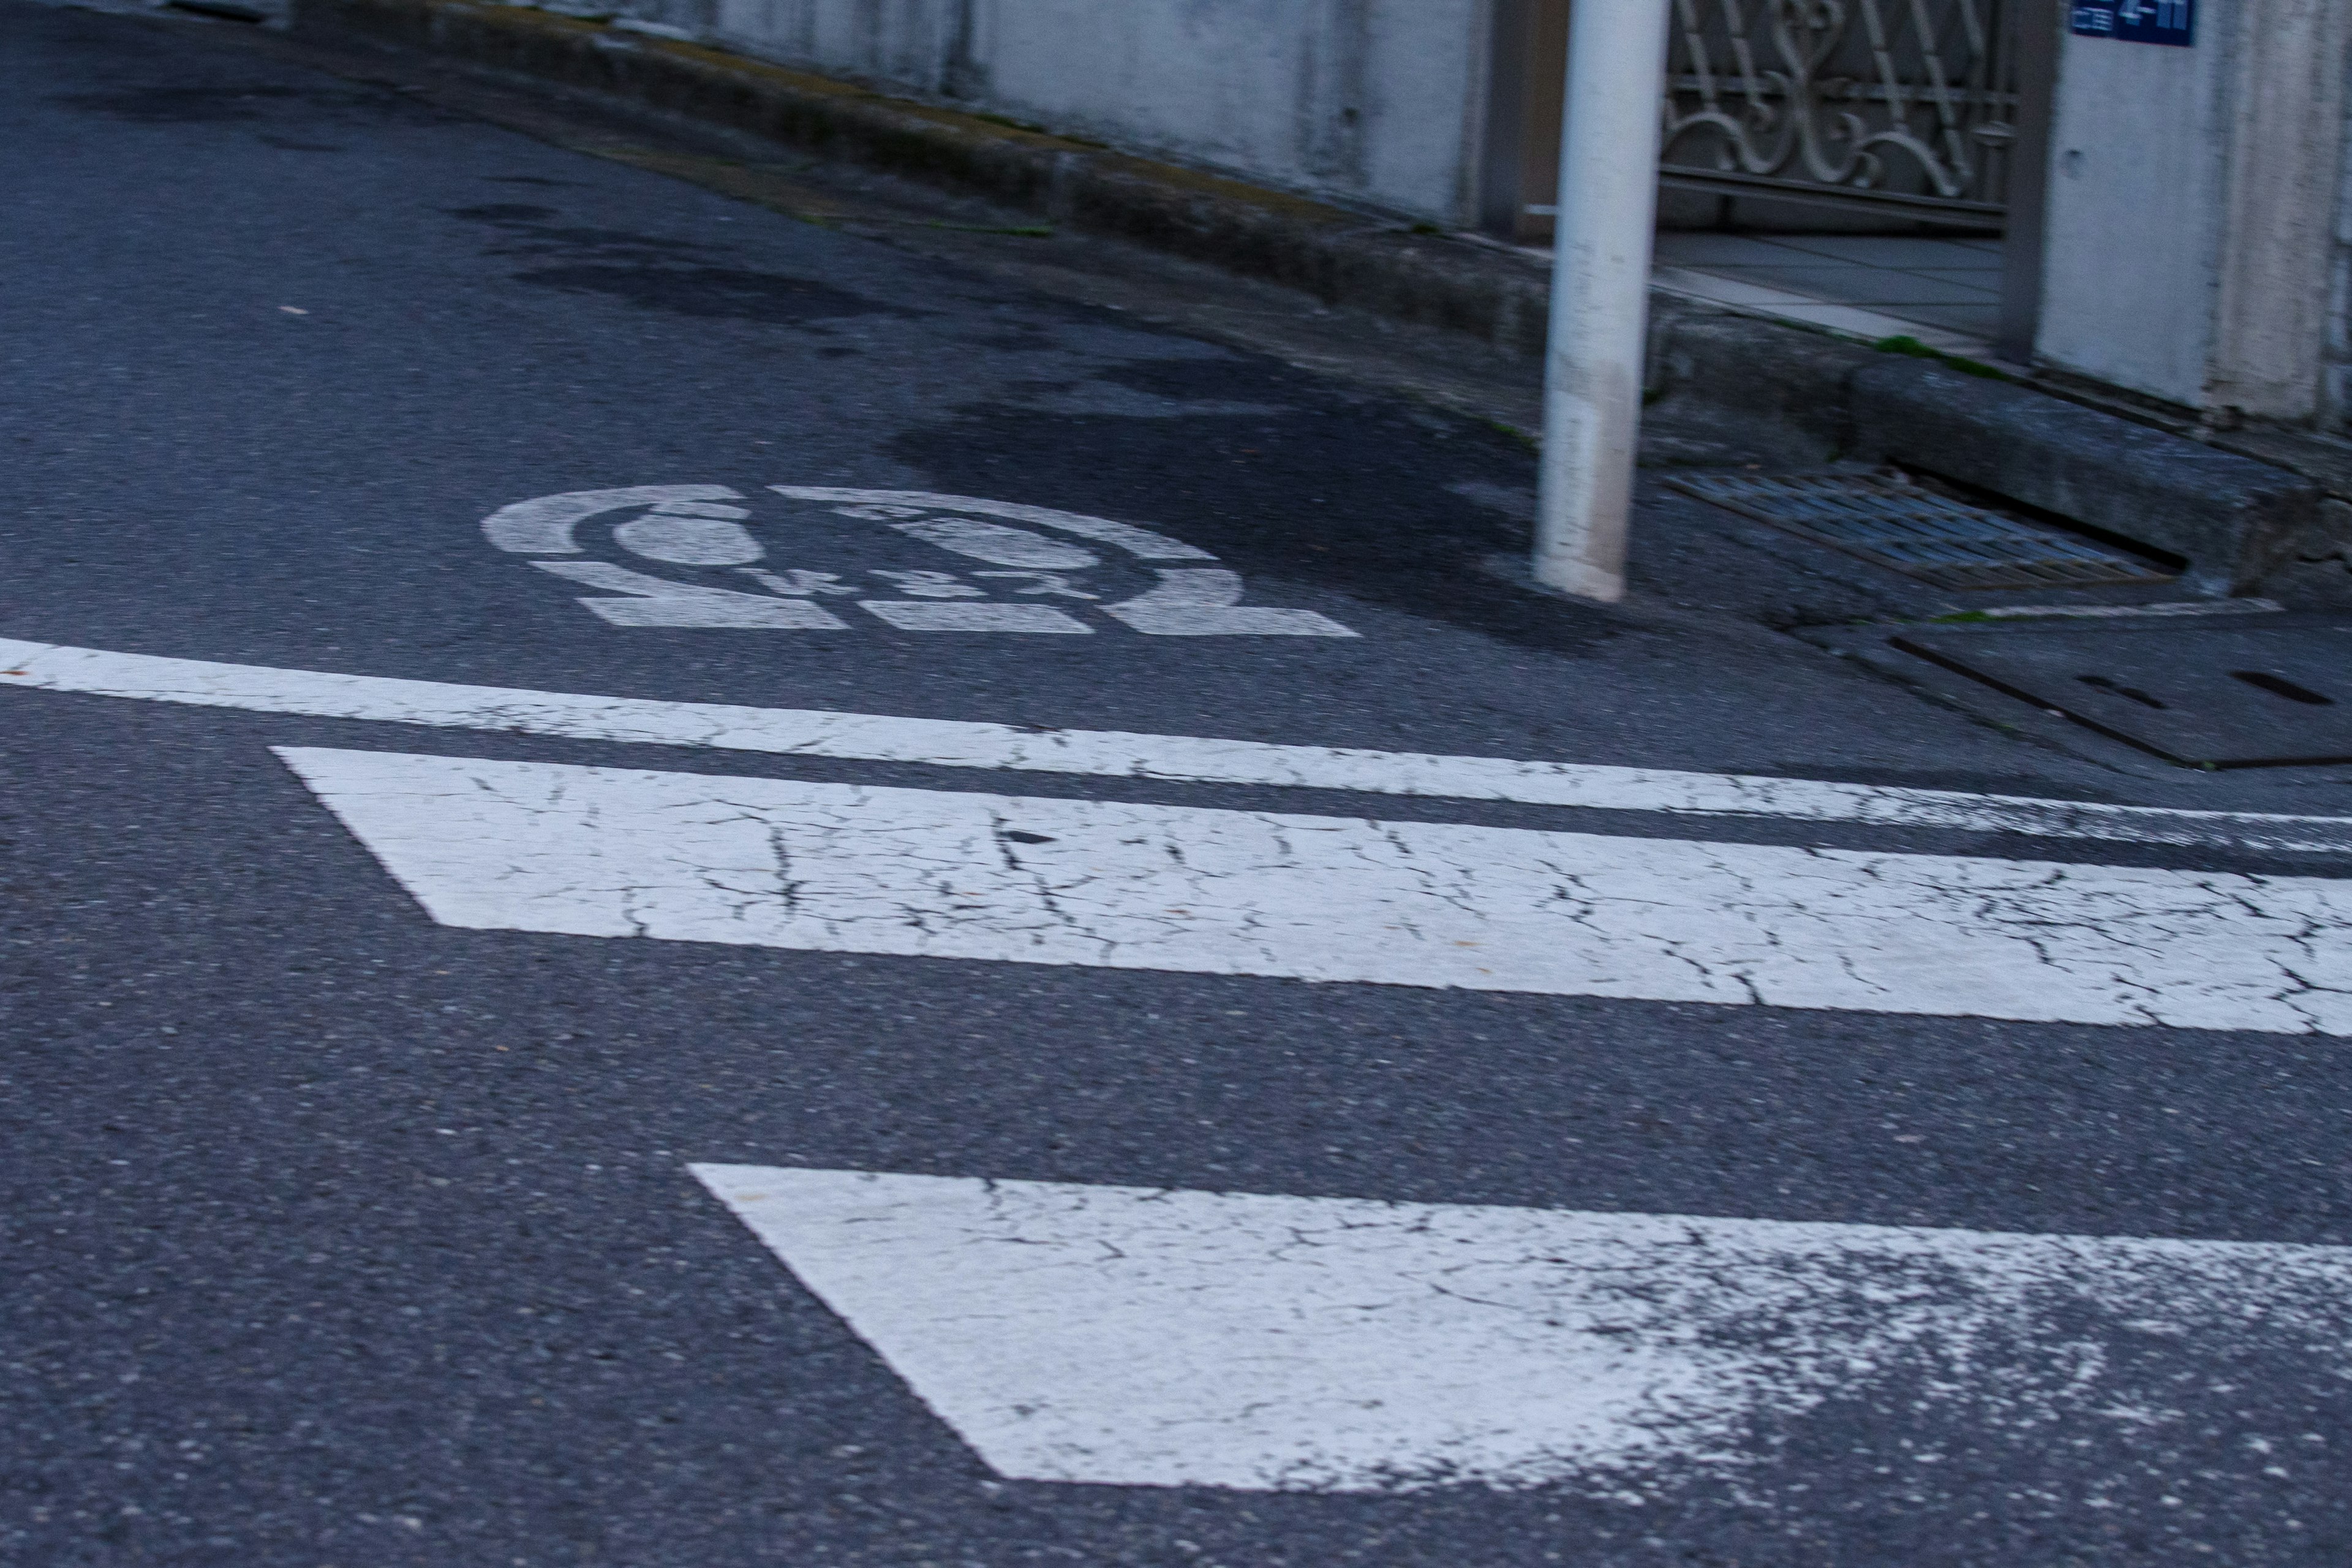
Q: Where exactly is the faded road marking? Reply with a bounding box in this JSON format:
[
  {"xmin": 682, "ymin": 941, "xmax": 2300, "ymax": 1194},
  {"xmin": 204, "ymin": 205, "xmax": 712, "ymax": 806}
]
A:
[
  {"xmin": 483, "ymin": 484, "xmax": 1357, "ymax": 635},
  {"xmin": 6, "ymin": 636, "xmax": 2351, "ymax": 853},
  {"xmin": 279, "ymin": 748, "xmax": 2352, "ymax": 1032},
  {"xmin": 693, "ymin": 1165, "xmax": 2352, "ymax": 1492}
]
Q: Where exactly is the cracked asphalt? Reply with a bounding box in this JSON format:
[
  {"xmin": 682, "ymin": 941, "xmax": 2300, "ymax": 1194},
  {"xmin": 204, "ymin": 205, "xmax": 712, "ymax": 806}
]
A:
[{"xmin": 5, "ymin": 2, "xmax": 2352, "ymax": 1564}]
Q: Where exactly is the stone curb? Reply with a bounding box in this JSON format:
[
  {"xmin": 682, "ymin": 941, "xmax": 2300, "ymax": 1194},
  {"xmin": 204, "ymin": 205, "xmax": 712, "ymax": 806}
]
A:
[
  {"xmin": 1852, "ymin": 360, "xmax": 2322, "ymax": 596},
  {"xmin": 292, "ymin": 0, "xmax": 2323, "ymax": 594}
]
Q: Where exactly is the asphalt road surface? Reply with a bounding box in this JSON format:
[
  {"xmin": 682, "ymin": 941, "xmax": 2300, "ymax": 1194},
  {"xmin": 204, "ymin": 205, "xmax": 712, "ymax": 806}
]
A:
[{"xmin": 7, "ymin": 4, "xmax": 2352, "ymax": 1564}]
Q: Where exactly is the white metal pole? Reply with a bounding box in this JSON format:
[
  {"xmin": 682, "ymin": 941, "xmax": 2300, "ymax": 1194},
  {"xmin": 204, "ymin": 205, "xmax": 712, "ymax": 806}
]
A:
[{"xmin": 1533, "ymin": 0, "xmax": 1673, "ymax": 603}]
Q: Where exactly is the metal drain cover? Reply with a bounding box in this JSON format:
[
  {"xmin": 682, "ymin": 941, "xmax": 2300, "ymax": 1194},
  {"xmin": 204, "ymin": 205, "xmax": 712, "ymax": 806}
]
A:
[
  {"xmin": 1667, "ymin": 470, "xmax": 2172, "ymax": 590},
  {"xmin": 1894, "ymin": 620, "xmax": 2352, "ymax": 766}
]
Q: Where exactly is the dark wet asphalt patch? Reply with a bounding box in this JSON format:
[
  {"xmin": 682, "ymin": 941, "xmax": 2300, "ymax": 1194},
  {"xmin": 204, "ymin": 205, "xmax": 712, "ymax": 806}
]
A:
[
  {"xmin": 55, "ymin": 81, "xmax": 448, "ymax": 126},
  {"xmin": 442, "ymin": 203, "xmax": 709, "ymax": 262},
  {"xmin": 889, "ymin": 372, "xmax": 1618, "ymax": 657},
  {"xmin": 443, "ymin": 202, "xmax": 806, "ymax": 300},
  {"xmin": 449, "ymin": 202, "xmax": 564, "ymax": 223},
  {"xmin": 514, "ymin": 264, "xmax": 911, "ymax": 325},
  {"xmin": 53, "ymin": 82, "xmax": 307, "ymax": 121}
]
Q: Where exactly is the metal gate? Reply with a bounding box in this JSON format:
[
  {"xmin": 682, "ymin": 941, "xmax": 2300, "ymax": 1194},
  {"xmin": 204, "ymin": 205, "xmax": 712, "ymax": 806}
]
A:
[{"xmin": 1659, "ymin": 0, "xmax": 2024, "ymax": 222}]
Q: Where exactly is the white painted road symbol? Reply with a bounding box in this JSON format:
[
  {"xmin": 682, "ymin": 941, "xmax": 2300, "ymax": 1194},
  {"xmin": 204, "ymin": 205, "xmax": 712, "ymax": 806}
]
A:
[{"xmin": 480, "ymin": 484, "xmax": 1359, "ymax": 637}]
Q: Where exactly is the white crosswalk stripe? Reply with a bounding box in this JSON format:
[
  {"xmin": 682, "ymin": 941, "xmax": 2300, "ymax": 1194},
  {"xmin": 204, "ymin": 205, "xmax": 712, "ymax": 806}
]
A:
[
  {"xmin": 693, "ymin": 1165, "xmax": 2352, "ymax": 1493},
  {"xmin": 7, "ymin": 635, "xmax": 2352, "ymax": 852},
  {"xmin": 279, "ymin": 747, "xmax": 2352, "ymax": 1033}
]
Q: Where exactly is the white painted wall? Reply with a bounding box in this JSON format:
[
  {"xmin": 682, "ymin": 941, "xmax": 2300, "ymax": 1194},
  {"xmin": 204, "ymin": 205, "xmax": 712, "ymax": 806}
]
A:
[{"xmin": 678, "ymin": 0, "xmax": 1491, "ymax": 226}]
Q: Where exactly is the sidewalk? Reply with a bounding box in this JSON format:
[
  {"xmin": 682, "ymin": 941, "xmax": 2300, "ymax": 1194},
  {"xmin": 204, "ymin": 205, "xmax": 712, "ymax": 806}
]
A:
[{"xmin": 1651, "ymin": 232, "xmax": 2007, "ymax": 363}]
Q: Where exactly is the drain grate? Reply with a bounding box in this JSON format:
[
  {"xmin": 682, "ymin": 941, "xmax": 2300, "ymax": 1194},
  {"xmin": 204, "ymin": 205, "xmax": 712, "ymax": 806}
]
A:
[{"xmin": 1665, "ymin": 470, "xmax": 2173, "ymax": 590}]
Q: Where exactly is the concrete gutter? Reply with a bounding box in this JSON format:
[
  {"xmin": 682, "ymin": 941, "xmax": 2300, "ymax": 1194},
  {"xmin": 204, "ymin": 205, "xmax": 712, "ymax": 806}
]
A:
[{"xmin": 295, "ymin": 0, "xmax": 2326, "ymax": 594}]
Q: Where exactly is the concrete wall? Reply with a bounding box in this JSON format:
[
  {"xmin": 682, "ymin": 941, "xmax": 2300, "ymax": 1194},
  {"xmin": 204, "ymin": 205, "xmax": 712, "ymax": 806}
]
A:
[
  {"xmin": 2037, "ymin": 0, "xmax": 2352, "ymax": 423},
  {"xmin": 2207, "ymin": 0, "xmax": 2352, "ymax": 423},
  {"xmin": 2328, "ymin": 61, "xmax": 2352, "ymax": 434},
  {"xmin": 660, "ymin": 0, "xmax": 1493, "ymax": 227}
]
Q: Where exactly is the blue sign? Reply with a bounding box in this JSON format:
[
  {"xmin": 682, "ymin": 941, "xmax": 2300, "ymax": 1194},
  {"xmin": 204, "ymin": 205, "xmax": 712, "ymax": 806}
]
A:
[{"xmin": 2070, "ymin": 0, "xmax": 2194, "ymax": 45}]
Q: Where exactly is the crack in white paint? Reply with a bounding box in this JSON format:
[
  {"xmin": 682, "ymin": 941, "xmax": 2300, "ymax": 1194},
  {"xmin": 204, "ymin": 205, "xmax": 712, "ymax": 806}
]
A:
[
  {"xmin": 692, "ymin": 1166, "xmax": 2352, "ymax": 1493},
  {"xmin": 6, "ymin": 636, "xmax": 2350, "ymax": 854},
  {"xmin": 276, "ymin": 749, "xmax": 2352, "ymax": 1033}
]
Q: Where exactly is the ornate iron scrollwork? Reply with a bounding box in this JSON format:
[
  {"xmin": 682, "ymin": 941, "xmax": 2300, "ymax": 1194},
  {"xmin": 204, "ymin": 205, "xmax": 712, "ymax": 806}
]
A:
[{"xmin": 1662, "ymin": 0, "xmax": 2018, "ymax": 216}]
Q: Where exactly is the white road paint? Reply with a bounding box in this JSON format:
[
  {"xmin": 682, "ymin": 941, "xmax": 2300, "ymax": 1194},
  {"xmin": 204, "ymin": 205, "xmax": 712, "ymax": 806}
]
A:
[
  {"xmin": 276, "ymin": 748, "xmax": 2352, "ymax": 1033},
  {"xmin": 741, "ymin": 568, "xmax": 856, "ymax": 598},
  {"xmin": 767, "ymin": 487, "xmax": 1215, "ymax": 562},
  {"xmin": 486, "ymin": 484, "xmax": 1352, "ymax": 635},
  {"xmin": 861, "ymin": 601, "xmax": 1093, "ymax": 633},
  {"xmin": 1101, "ymin": 568, "xmax": 1356, "ymax": 637},
  {"xmin": 7, "ymin": 636, "xmax": 2352, "ymax": 853},
  {"xmin": 532, "ymin": 562, "xmax": 848, "ymax": 629},
  {"xmin": 481, "ymin": 483, "xmax": 744, "ymax": 554},
  {"xmin": 890, "ymin": 517, "xmax": 1101, "ymax": 570},
  {"xmin": 692, "ymin": 1165, "xmax": 2352, "ymax": 1493},
  {"xmin": 611, "ymin": 507, "xmax": 764, "ymax": 565}
]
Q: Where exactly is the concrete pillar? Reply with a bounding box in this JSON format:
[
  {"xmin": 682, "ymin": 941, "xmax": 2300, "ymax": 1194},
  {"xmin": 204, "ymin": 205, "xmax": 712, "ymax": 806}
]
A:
[
  {"xmin": 2034, "ymin": 0, "xmax": 2352, "ymax": 425},
  {"xmin": 2206, "ymin": 0, "xmax": 2352, "ymax": 421}
]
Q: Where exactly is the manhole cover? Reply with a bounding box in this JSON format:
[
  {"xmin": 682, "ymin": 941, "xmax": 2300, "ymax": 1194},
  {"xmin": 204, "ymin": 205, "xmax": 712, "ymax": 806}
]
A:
[
  {"xmin": 1893, "ymin": 620, "xmax": 2352, "ymax": 766},
  {"xmin": 1665, "ymin": 471, "xmax": 2173, "ymax": 590}
]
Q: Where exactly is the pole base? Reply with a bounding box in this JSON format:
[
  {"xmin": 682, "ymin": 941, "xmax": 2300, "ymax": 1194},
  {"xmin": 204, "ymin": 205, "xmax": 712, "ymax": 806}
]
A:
[{"xmin": 1531, "ymin": 554, "xmax": 1627, "ymax": 603}]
